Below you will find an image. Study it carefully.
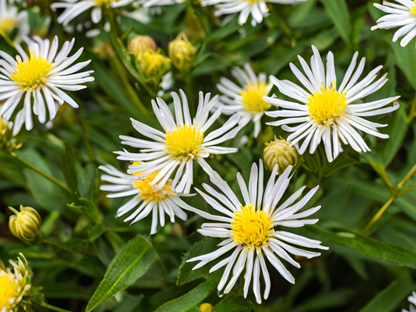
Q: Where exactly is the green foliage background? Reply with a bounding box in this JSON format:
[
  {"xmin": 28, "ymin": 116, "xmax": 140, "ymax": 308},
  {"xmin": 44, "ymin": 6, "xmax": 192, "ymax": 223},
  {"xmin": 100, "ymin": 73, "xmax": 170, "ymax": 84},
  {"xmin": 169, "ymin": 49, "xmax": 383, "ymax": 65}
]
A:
[{"xmin": 1, "ymin": 0, "xmax": 416, "ymax": 311}]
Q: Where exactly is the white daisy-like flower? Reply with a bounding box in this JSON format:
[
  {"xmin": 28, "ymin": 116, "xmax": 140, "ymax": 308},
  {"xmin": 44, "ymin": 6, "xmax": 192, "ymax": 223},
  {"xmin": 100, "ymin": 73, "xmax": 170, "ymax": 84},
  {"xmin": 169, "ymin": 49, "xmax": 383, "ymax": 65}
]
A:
[
  {"xmin": 371, "ymin": 0, "xmax": 416, "ymax": 48},
  {"xmin": 0, "ymin": 36, "xmax": 94, "ymax": 135},
  {"xmin": 0, "ymin": 253, "xmax": 32, "ymax": 312},
  {"xmin": 99, "ymin": 164, "xmax": 192, "ymax": 234},
  {"xmin": 0, "ymin": 0, "xmax": 29, "ymax": 40},
  {"xmin": 139, "ymin": 0, "xmax": 182, "ymax": 7},
  {"xmin": 50, "ymin": 0, "xmax": 136, "ymax": 26},
  {"xmin": 116, "ymin": 90, "xmax": 241, "ymax": 194},
  {"xmin": 403, "ymin": 291, "xmax": 416, "ymax": 312},
  {"xmin": 215, "ymin": 63, "xmax": 273, "ymax": 138},
  {"xmin": 264, "ymin": 45, "xmax": 400, "ymax": 163},
  {"xmin": 200, "ymin": 0, "xmax": 306, "ymax": 26},
  {"xmin": 185, "ymin": 160, "xmax": 328, "ymax": 304}
]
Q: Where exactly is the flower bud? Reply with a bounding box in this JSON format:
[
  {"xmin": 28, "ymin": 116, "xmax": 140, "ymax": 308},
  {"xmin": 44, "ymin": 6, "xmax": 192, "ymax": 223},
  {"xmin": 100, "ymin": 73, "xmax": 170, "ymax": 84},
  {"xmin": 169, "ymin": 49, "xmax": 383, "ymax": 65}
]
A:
[
  {"xmin": 9, "ymin": 205, "xmax": 42, "ymax": 244},
  {"xmin": 128, "ymin": 35, "xmax": 157, "ymax": 56},
  {"xmin": 199, "ymin": 303, "xmax": 214, "ymax": 312},
  {"xmin": 0, "ymin": 117, "xmax": 22, "ymax": 153},
  {"xmin": 264, "ymin": 137, "xmax": 298, "ymax": 173},
  {"xmin": 168, "ymin": 33, "xmax": 196, "ymax": 74},
  {"xmin": 137, "ymin": 49, "xmax": 171, "ymax": 86}
]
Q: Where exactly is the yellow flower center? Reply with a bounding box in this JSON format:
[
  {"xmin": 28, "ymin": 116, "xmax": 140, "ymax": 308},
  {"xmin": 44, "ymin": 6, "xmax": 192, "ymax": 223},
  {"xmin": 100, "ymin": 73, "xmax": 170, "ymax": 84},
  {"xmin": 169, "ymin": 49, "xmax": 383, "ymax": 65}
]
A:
[
  {"xmin": 133, "ymin": 170, "xmax": 174, "ymax": 202},
  {"xmin": 231, "ymin": 204, "xmax": 274, "ymax": 248},
  {"xmin": 307, "ymin": 86, "xmax": 348, "ymax": 127},
  {"xmin": 0, "ymin": 275, "xmax": 19, "ymax": 309},
  {"xmin": 244, "ymin": 0, "xmax": 261, "ymax": 3},
  {"xmin": 410, "ymin": 1, "xmax": 416, "ymax": 16},
  {"xmin": 0, "ymin": 18, "xmax": 18, "ymax": 33},
  {"xmin": 94, "ymin": 0, "xmax": 118, "ymax": 6},
  {"xmin": 10, "ymin": 56, "xmax": 54, "ymax": 91},
  {"xmin": 164, "ymin": 124, "xmax": 204, "ymax": 159},
  {"xmin": 240, "ymin": 82, "xmax": 271, "ymax": 113}
]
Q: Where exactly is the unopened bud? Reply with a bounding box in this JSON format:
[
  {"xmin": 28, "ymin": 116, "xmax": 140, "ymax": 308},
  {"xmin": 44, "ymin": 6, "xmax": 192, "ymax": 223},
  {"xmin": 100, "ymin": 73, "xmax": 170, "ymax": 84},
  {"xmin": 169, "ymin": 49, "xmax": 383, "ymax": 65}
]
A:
[
  {"xmin": 9, "ymin": 205, "xmax": 42, "ymax": 244},
  {"xmin": 129, "ymin": 35, "xmax": 157, "ymax": 56},
  {"xmin": 264, "ymin": 137, "xmax": 298, "ymax": 173},
  {"xmin": 199, "ymin": 303, "xmax": 214, "ymax": 312},
  {"xmin": 0, "ymin": 117, "xmax": 22, "ymax": 152},
  {"xmin": 168, "ymin": 33, "xmax": 196, "ymax": 74},
  {"xmin": 137, "ymin": 49, "xmax": 171, "ymax": 86}
]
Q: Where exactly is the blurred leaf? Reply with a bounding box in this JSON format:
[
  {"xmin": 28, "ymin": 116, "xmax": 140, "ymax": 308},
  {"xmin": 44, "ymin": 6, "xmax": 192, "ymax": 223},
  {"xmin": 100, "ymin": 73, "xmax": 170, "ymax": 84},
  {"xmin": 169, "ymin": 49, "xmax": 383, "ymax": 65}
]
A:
[
  {"xmin": 61, "ymin": 141, "xmax": 79, "ymax": 195},
  {"xmin": 86, "ymin": 236, "xmax": 157, "ymax": 312},
  {"xmin": 391, "ymin": 38, "xmax": 416, "ymax": 91},
  {"xmin": 214, "ymin": 295, "xmax": 254, "ymax": 312},
  {"xmin": 358, "ymin": 274, "xmax": 415, "ymax": 312},
  {"xmin": 322, "ymin": 0, "xmax": 351, "ymax": 44}
]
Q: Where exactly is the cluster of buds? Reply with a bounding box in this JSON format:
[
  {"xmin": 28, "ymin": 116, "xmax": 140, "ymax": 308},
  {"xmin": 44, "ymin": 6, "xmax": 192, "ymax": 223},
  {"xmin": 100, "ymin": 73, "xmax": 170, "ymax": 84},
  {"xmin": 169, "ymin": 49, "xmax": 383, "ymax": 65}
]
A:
[
  {"xmin": 0, "ymin": 117, "xmax": 22, "ymax": 153},
  {"xmin": 263, "ymin": 137, "xmax": 298, "ymax": 174},
  {"xmin": 128, "ymin": 35, "xmax": 157, "ymax": 56},
  {"xmin": 9, "ymin": 205, "xmax": 42, "ymax": 244},
  {"xmin": 0, "ymin": 253, "xmax": 32, "ymax": 312},
  {"xmin": 168, "ymin": 33, "xmax": 196, "ymax": 74}
]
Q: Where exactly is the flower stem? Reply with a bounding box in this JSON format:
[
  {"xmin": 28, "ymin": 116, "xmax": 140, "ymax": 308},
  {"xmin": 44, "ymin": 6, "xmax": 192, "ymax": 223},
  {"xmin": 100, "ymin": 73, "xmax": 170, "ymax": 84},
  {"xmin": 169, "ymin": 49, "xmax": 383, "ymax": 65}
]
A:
[
  {"xmin": 397, "ymin": 163, "xmax": 416, "ymax": 190},
  {"xmin": 11, "ymin": 152, "xmax": 73, "ymax": 195},
  {"xmin": 361, "ymin": 195, "xmax": 395, "ymax": 234},
  {"xmin": 0, "ymin": 29, "xmax": 15, "ymax": 48},
  {"xmin": 407, "ymin": 93, "xmax": 416, "ymax": 124}
]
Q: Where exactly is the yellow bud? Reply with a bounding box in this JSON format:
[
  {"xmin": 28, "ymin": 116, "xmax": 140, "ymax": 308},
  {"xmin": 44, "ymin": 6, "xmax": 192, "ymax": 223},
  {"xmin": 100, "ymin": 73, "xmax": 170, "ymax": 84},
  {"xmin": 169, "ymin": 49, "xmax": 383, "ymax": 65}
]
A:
[
  {"xmin": 0, "ymin": 117, "xmax": 22, "ymax": 153},
  {"xmin": 264, "ymin": 137, "xmax": 298, "ymax": 173},
  {"xmin": 128, "ymin": 35, "xmax": 157, "ymax": 56},
  {"xmin": 168, "ymin": 33, "xmax": 196, "ymax": 74},
  {"xmin": 137, "ymin": 49, "xmax": 171, "ymax": 86},
  {"xmin": 199, "ymin": 303, "xmax": 214, "ymax": 312},
  {"xmin": 9, "ymin": 205, "xmax": 42, "ymax": 244}
]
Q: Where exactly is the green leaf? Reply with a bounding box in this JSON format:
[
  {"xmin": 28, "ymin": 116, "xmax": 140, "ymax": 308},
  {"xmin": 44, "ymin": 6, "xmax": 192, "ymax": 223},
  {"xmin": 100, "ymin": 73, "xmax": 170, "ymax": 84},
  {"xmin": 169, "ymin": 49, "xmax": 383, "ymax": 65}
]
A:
[
  {"xmin": 68, "ymin": 198, "xmax": 103, "ymax": 241},
  {"xmin": 85, "ymin": 236, "xmax": 157, "ymax": 312},
  {"xmin": 214, "ymin": 295, "xmax": 254, "ymax": 312},
  {"xmin": 391, "ymin": 38, "xmax": 416, "ymax": 91},
  {"xmin": 322, "ymin": 0, "xmax": 351, "ymax": 44},
  {"xmin": 309, "ymin": 226, "xmax": 416, "ymax": 270},
  {"xmin": 177, "ymin": 237, "xmax": 219, "ymax": 286},
  {"xmin": 359, "ymin": 274, "xmax": 415, "ymax": 312},
  {"xmin": 61, "ymin": 141, "xmax": 79, "ymax": 195},
  {"xmin": 155, "ymin": 273, "xmax": 220, "ymax": 312}
]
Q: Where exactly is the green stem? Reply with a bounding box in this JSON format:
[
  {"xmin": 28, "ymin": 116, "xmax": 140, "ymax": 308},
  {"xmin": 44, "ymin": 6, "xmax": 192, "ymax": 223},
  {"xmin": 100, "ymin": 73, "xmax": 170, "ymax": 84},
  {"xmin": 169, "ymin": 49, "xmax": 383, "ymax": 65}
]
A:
[
  {"xmin": 42, "ymin": 239, "xmax": 94, "ymax": 257},
  {"xmin": 397, "ymin": 182, "xmax": 416, "ymax": 198},
  {"xmin": 361, "ymin": 195, "xmax": 395, "ymax": 234},
  {"xmin": 11, "ymin": 153, "xmax": 73, "ymax": 195},
  {"xmin": 74, "ymin": 110, "xmax": 96, "ymax": 163},
  {"xmin": 407, "ymin": 93, "xmax": 416, "ymax": 124},
  {"xmin": 0, "ymin": 29, "xmax": 15, "ymax": 48},
  {"xmin": 397, "ymin": 164, "xmax": 416, "ymax": 190},
  {"xmin": 36, "ymin": 302, "xmax": 73, "ymax": 312}
]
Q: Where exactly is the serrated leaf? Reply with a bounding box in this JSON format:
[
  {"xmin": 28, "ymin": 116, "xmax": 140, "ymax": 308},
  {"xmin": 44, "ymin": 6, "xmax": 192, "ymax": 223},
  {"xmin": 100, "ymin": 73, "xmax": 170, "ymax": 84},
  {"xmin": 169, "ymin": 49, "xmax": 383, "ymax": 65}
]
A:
[
  {"xmin": 85, "ymin": 236, "xmax": 157, "ymax": 312},
  {"xmin": 309, "ymin": 226, "xmax": 416, "ymax": 270},
  {"xmin": 322, "ymin": 0, "xmax": 351, "ymax": 44},
  {"xmin": 359, "ymin": 274, "xmax": 415, "ymax": 312},
  {"xmin": 177, "ymin": 237, "xmax": 219, "ymax": 286}
]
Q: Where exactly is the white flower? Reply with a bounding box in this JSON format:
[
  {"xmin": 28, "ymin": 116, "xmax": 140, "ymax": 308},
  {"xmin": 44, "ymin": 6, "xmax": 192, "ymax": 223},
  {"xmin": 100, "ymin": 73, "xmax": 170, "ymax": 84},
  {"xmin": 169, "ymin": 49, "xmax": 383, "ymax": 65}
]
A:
[
  {"xmin": 200, "ymin": 0, "xmax": 306, "ymax": 26},
  {"xmin": 116, "ymin": 90, "xmax": 241, "ymax": 194},
  {"xmin": 264, "ymin": 45, "xmax": 400, "ymax": 163},
  {"xmin": 215, "ymin": 63, "xmax": 273, "ymax": 138},
  {"xmin": 403, "ymin": 291, "xmax": 416, "ymax": 312},
  {"xmin": 99, "ymin": 164, "xmax": 192, "ymax": 234},
  {"xmin": 0, "ymin": 36, "xmax": 94, "ymax": 134},
  {"xmin": 186, "ymin": 160, "xmax": 328, "ymax": 304},
  {"xmin": 139, "ymin": 0, "xmax": 182, "ymax": 7},
  {"xmin": 371, "ymin": 0, "xmax": 416, "ymax": 48},
  {"xmin": 50, "ymin": 0, "xmax": 136, "ymax": 26},
  {"xmin": 0, "ymin": 0, "xmax": 29, "ymax": 40}
]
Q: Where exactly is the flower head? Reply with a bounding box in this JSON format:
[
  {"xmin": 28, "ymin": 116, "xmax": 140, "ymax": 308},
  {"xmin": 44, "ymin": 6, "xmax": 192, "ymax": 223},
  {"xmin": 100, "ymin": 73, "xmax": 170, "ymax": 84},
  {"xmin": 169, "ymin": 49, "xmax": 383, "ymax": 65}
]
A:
[
  {"xmin": 403, "ymin": 291, "xmax": 416, "ymax": 312},
  {"xmin": 168, "ymin": 33, "xmax": 196, "ymax": 74},
  {"xmin": 139, "ymin": 0, "xmax": 184, "ymax": 7},
  {"xmin": 0, "ymin": 0, "xmax": 29, "ymax": 40},
  {"xmin": 0, "ymin": 36, "xmax": 94, "ymax": 135},
  {"xmin": 200, "ymin": 0, "xmax": 306, "ymax": 26},
  {"xmin": 216, "ymin": 63, "xmax": 272, "ymax": 137},
  {"xmin": 0, "ymin": 253, "xmax": 32, "ymax": 312},
  {"xmin": 115, "ymin": 90, "xmax": 241, "ymax": 194},
  {"xmin": 186, "ymin": 160, "xmax": 328, "ymax": 304},
  {"xmin": 0, "ymin": 117, "xmax": 21, "ymax": 152},
  {"xmin": 51, "ymin": 0, "xmax": 136, "ymax": 26},
  {"xmin": 128, "ymin": 35, "xmax": 157, "ymax": 56},
  {"xmin": 265, "ymin": 46, "xmax": 400, "ymax": 162},
  {"xmin": 9, "ymin": 205, "xmax": 42, "ymax": 244},
  {"xmin": 372, "ymin": 0, "xmax": 416, "ymax": 48},
  {"xmin": 137, "ymin": 49, "xmax": 171, "ymax": 86},
  {"xmin": 264, "ymin": 137, "xmax": 298, "ymax": 173},
  {"xmin": 99, "ymin": 164, "xmax": 192, "ymax": 234}
]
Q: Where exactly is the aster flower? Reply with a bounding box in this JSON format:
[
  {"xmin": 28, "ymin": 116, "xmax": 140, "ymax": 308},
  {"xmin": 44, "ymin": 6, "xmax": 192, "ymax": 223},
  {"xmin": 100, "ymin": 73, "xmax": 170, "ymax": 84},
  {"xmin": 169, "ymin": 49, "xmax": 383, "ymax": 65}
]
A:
[
  {"xmin": 0, "ymin": 0, "xmax": 29, "ymax": 41},
  {"xmin": 139, "ymin": 0, "xmax": 181, "ymax": 7},
  {"xmin": 371, "ymin": 0, "xmax": 416, "ymax": 48},
  {"xmin": 185, "ymin": 160, "xmax": 328, "ymax": 304},
  {"xmin": 403, "ymin": 291, "xmax": 416, "ymax": 312},
  {"xmin": 0, "ymin": 36, "xmax": 94, "ymax": 135},
  {"xmin": 264, "ymin": 45, "xmax": 400, "ymax": 163},
  {"xmin": 50, "ymin": 0, "xmax": 136, "ymax": 26},
  {"xmin": 99, "ymin": 164, "xmax": 192, "ymax": 234},
  {"xmin": 0, "ymin": 253, "xmax": 32, "ymax": 312},
  {"xmin": 200, "ymin": 0, "xmax": 306, "ymax": 26},
  {"xmin": 215, "ymin": 63, "xmax": 273, "ymax": 138},
  {"xmin": 116, "ymin": 90, "xmax": 241, "ymax": 194}
]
